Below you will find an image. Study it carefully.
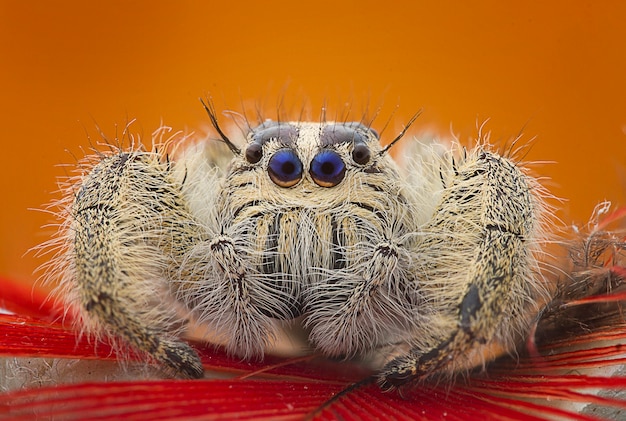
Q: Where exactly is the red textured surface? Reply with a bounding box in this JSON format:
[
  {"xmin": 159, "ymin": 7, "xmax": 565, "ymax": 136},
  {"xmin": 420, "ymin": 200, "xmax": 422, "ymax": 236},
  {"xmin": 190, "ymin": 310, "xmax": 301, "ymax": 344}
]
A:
[
  {"xmin": 0, "ymin": 277, "xmax": 61, "ymax": 321},
  {"xmin": 3, "ymin": 309, "xmax": 626, "ymax": 420}
]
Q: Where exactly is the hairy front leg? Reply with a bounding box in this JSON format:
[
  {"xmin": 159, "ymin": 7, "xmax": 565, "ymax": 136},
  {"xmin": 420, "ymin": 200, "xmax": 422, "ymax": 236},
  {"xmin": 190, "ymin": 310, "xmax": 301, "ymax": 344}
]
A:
[
  {"xmin": 60, "ymin": 149, "xmax": 205, "ymax": 378},
  {"xmin": 381, "ymin": 147, "xmax": 549, "ymax": 388}
]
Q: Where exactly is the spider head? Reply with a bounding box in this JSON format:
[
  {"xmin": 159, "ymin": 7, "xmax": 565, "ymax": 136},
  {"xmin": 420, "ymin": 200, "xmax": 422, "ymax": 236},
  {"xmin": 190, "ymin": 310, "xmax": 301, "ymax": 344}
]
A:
[{"xmin": 237, "ymin": 121, "xmax": 383, "ymax": 192}]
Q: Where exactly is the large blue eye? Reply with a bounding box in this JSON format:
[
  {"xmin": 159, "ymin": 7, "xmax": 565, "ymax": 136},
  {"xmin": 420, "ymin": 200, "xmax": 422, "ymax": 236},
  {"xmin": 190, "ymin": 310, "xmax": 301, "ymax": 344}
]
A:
[
  {"xmin": 268, "ymin": 149, "xmax": 303, "ymax": 187},
  {"xmin": 310, "ymin": 150, "xmax": 346, "ymax": 187}
]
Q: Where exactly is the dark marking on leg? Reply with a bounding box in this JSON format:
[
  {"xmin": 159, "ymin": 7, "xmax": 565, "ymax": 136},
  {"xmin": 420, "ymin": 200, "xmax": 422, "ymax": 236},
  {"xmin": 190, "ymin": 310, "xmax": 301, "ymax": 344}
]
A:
[
  {"xmin": 485, "ymin": 223, "xmax": 524, "ymax": 240},
  {"xmin": 84, "ymin": 292, "xmax": 113, "ymax": 312},
  {"xmin": 375, "ymin": 243, "xmax": 398, "ymax": 258},
  {"xmin": 459, "ymin": 284, "xmax": 481, "ymax": 336},
  {"xmin": 159, "ymin": 339, "xmax": 204, "ymax": 379}
]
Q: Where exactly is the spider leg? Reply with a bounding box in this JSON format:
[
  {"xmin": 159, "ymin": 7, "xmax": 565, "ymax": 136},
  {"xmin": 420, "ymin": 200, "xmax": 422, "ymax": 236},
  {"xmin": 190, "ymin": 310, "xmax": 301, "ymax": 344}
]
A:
[
  {"xmin": 380, "ymin": 147, "xmax": 547, "ymax": 389},
  {"xmin": 68, "ymin": 150, "xmax": 204, "ymax": 378}
]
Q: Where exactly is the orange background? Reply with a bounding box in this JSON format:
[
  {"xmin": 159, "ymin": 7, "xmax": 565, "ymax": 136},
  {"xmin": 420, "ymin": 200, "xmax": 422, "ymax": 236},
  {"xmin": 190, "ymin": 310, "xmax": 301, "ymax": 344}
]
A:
[{"xmin": 1, "ymin": 1, "xmax": 625, "ymax": 286}]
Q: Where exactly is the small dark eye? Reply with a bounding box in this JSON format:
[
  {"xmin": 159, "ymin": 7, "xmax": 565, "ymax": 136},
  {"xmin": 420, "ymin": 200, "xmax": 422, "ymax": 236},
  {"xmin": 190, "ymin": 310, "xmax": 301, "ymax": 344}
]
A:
[
  {"xmin": 245, "ymin": 143, "xmax": 263, "ymax": 164},
  {"xmin": 310, "ymin": 150, "xmax": 346, "ymax": 188},
  {"xmin": 268, "ymin": 149, "xmax": 303, "ymax": 187},
  {"xmin": 352, "ymin": 143, "xmax": 370, "ymax": 165}
]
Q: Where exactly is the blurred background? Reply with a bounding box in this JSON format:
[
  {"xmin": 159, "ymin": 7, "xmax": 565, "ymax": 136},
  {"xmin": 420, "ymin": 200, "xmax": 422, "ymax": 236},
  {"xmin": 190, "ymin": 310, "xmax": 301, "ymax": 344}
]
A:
[{"xmin": 1, "ymin": 1, "xmax": 625, "ymax": 288}]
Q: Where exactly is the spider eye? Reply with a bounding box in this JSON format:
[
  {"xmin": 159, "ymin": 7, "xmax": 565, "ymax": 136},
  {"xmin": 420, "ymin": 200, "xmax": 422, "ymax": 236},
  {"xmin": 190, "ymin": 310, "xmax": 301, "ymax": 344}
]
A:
[
  {"xmin": 352, "ymin": 143, "xmax": 371, "ymax": 165},
  {"xmin": 245, "ymin": 143, "xmax": 263, "ymax": 164},
  {"xmin": 310, "ymin": 150, "xmax": 346, "ymax": 188},
  {"xmin": 268, "ymin": 149, "xmax": 303, "ymax": 187}
]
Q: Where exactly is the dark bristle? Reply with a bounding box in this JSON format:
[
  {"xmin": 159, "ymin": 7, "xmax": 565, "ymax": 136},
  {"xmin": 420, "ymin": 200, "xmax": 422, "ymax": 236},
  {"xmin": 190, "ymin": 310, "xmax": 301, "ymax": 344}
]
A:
[
  {"xmin": 379, "ymin": 110, "xmax": 423, "ymax": 155},
  {"xmin": 200, "ymin": 97, "xmax": 241, "ymax": 155}
]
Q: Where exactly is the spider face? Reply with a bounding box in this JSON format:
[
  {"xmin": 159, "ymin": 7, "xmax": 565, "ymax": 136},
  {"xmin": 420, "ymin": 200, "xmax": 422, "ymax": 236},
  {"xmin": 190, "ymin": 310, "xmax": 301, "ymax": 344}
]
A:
[{"xmin": 206, "ymin": 121, "xmax": 419, "ymax": 341}]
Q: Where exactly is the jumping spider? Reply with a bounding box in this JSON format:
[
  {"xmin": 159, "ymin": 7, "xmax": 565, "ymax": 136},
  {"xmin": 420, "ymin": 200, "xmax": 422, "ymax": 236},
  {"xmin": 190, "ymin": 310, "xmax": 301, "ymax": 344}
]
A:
[{"xmin": 44, "ymin": 101, "xmax": 551, "ymax": 389}]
